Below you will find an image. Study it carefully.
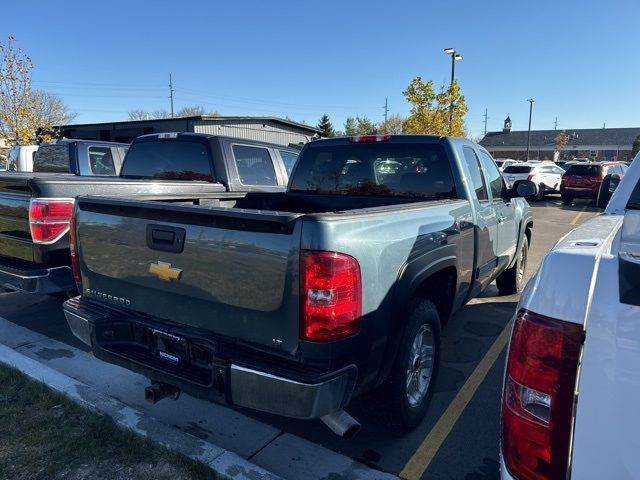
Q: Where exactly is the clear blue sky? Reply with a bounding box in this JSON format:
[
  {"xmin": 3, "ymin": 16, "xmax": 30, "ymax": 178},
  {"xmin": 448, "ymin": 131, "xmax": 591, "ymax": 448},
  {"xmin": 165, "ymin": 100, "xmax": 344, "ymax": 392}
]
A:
[{"xmin": 4, "ymin": 0, "xmax": 639, "ymax": 138}]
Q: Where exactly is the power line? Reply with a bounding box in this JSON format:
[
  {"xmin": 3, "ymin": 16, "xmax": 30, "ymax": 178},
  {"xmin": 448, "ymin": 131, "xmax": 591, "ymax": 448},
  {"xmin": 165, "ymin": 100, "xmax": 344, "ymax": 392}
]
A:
[
  {"xmin": 33, "ymin": 78, "xmax": 373, "ymax": 112},
  {"xmin": 33, "ymin": 79, "xmax": 165, "ymax": 89}
]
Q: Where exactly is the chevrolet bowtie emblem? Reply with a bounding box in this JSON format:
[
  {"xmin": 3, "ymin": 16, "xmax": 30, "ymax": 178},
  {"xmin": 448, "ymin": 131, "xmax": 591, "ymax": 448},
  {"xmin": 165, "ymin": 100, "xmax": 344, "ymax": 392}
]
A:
[{"xmin": 149, "ymin": 261, "xmax": 183, "ymax": 282}]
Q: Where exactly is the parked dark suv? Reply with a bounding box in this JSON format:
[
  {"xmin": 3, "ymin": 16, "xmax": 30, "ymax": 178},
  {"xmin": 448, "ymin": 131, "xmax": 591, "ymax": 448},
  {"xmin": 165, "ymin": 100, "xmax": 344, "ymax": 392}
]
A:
[{"xmin": 560, "ymin": 162, "xmax": 628, "ymax": 204}]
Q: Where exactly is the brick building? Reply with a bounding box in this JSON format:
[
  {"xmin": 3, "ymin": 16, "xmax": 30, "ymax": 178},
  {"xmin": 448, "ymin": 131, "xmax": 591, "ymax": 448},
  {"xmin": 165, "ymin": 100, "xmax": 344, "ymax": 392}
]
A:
[{"xmin": 480, "ymin": 117, "xmax": 640, "ymax": 162}]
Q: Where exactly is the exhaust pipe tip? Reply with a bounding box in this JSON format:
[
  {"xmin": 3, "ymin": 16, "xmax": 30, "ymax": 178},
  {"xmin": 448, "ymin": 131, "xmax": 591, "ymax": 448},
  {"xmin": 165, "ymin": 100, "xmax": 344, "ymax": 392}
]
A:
[{"xmin": 320, "ymin": 410, "xmax": 361, "ymax": 439}]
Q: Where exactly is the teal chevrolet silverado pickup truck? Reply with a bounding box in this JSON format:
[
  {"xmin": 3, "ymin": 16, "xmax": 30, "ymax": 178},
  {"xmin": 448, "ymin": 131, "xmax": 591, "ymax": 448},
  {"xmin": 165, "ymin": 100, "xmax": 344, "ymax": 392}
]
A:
[{"xmin": 63, "ymin": 135, "xmax": 534, "ymax": 436}]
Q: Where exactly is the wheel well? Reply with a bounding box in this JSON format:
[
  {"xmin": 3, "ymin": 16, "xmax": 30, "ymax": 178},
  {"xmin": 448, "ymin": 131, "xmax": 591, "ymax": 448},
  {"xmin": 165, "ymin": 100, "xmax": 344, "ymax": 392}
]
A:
[
  {"xmin": 525, "ymin": 222, "xmax": 533, "ymax": 246},
  {"xmin": 412, "ymin": 266, "xmax": 457, "ymax": 325}
]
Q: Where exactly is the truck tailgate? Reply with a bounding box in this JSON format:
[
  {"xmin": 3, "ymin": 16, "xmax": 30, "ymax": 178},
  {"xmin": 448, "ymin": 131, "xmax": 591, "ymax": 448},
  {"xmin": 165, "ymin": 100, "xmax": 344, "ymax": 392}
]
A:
[
  {"xmin": 0, "ymin": 175, "xmax": 34, "ymax": 262},
  {"xmin": 75, "ymin": 197, "xmax": 304, "ymax": 354}
]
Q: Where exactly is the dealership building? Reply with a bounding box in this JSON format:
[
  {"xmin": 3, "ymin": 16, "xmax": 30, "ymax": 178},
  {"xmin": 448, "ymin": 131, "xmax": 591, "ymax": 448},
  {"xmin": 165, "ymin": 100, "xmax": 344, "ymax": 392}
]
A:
[
  {"xmin": 481, "ymin": 117, "xmax": 640, "ymax": 162},
  {"xmin": 56, "ymin": 116, "xmax": 321, "ymax": 147}
]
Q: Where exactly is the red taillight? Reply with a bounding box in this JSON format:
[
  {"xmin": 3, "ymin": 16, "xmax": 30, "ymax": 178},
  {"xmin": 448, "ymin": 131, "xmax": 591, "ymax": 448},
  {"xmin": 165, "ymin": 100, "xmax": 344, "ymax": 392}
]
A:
[
  {"xmin": 348, "ymin": 135, "xmax": 390, "ymax": 143},
  {"xmin": 300, "ymin": 251, "xmax": 361, "ymax": 342},
  {"xmin": 68, "ymin": 215, "xmax": 81, "ymax": 284},
  {"xmin": 527, "ymin": 174, "xmax": 534, "ymax": 181},
  {"xmin": 29, "ymin": 198, "xmax": 75, "ymax": 244},
  {"xmin": 502, "ymin": 310, "xmax": 583, "ymax": 480}
]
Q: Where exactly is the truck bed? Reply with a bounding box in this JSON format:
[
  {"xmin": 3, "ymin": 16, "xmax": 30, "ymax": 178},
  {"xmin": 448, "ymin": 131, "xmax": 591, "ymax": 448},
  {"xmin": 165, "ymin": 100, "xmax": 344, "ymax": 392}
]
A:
[{"xmin": 73, "ymin": 191, "xmax": 469, "ymax": 355}]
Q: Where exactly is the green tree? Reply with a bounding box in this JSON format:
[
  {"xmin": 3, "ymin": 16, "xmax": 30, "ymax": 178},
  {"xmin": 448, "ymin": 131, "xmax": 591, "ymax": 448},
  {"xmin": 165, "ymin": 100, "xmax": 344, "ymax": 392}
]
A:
[
  {"xmin": 344, "ymin": 116, "xmax": 378, "ymax": 135},
  {"xmin": 317, "ymin": 114, "xmax": 335, "ymax": 137},
  {"xmin": 632, "ymin": 135, "xmax": 640, "ymax": 158},
  {"xmin": 402, "ymin": 76, "xmax": 468, "ymax": 137},
  {"xmin": 344, "ymin": 117, "xmax": 357, "ymax": 136}
]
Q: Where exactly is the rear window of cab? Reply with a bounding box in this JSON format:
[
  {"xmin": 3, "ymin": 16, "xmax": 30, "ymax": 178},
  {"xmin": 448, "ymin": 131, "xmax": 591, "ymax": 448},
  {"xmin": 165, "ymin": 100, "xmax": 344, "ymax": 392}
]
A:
[
  {"xmin": 564, "ymin": 165, "xmax": 602, "ymax": 176},
  {"xmin": 503, "ymin": 166, "xmax": 532, "ymax": 173}
]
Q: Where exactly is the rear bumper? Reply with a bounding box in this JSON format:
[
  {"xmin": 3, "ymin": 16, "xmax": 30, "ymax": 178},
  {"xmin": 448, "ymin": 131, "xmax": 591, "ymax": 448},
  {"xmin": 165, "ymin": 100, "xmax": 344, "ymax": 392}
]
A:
[
  {"xmin": 63, "ymin": 296, "xmax": 357, "ymax": 419},
  {"xmin": 560, "ymin": 186, "xmax": 598, "ymax": 198},
  {"xmin": 0, "ymin": 262, "xmax": 73, "ymax": 294}
]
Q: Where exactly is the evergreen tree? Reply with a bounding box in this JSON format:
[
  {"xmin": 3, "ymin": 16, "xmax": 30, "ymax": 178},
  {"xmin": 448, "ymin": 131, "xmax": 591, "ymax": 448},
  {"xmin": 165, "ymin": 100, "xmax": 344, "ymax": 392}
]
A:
[{"xmin": 317, "ymin": 114, "xmax": 336, "ymax": 138}]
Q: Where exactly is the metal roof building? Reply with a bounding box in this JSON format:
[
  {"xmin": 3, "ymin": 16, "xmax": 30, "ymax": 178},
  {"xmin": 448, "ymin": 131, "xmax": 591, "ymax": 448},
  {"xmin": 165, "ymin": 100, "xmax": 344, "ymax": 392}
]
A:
[
  {"xmin": 480, "ymin": 117, "xmax": 640, "ymax": 161},
  {"xmin": 58, "ymin": 116, "xmax": 321, "ymax": 147}
]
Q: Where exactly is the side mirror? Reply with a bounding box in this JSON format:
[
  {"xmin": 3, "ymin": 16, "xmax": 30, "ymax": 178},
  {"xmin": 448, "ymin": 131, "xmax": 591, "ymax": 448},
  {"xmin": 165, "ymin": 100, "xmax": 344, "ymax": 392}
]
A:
[
  {"xmin": 597, "ymin": 174, "xmax": 620, "ymax": 210},
  {"xmin": 507, "ymin": 179, "xmax": 538, "ymax": 199}
]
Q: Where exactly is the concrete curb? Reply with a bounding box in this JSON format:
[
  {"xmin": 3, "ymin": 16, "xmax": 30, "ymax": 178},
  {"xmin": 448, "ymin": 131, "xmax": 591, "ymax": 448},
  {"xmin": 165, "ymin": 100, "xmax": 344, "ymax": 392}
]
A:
[{"xmin": 0, "ymin": 343, "xmax": 282, "ymax": 480}]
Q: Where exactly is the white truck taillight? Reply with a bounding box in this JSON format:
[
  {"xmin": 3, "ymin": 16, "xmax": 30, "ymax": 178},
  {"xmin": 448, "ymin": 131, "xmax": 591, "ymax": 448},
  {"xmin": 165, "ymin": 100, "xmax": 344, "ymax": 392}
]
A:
[
  {"xmin": 29, "ymin": 198, "xmax": 75, "ymax": 244},
  {"xmin": 502, "ymin": 310, "xmax": 583, "ymax": 480},
  {"xmin": 300, "ymin": 251, "xmax": 361, "ymax": 342}
]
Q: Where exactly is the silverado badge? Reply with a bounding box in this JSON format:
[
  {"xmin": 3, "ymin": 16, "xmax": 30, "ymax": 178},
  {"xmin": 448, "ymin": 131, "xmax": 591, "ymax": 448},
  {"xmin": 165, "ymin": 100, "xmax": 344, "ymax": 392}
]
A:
[{"xmin": 149, "ymin": 261, "xmax": 183, "ymax": 282}]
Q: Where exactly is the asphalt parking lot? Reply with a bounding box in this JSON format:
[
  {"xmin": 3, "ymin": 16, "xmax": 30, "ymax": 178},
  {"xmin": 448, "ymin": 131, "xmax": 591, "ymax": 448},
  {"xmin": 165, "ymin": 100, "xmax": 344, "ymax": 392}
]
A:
[{"xmin": 0, "ymin": 196, "xmax": 599, "ymax": 480}]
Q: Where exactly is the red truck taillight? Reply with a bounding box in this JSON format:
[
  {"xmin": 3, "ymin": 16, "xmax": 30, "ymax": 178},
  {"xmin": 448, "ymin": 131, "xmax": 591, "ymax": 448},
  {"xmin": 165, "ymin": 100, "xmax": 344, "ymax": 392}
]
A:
[
  {"xmin": 348, "ymin": 135, "xmax": 390, "ymax": 143},
  {"xmin": 502, "ymin": 310, "xmax": 583, "ymax": 480},
  {"xmin": 29, "ymin": 198, "xmax": 75, "ymax": 244},
  {"xmin": 300, "ymin": 251, "xmax": 361, "ymax": 342}
]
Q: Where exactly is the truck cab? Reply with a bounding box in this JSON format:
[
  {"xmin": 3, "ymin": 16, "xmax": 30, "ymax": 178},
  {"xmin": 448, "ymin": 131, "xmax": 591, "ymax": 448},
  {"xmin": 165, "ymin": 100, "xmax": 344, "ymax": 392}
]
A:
[{"xmin": 34, "ymin": 139, "xmax": 129, "ymax": 176}]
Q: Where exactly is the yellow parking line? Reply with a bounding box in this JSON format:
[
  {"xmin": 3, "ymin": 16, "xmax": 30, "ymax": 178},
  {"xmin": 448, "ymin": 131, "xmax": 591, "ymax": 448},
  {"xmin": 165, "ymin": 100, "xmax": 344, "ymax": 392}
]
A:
[
  {"xmin": 399, "ymin": 320, "xmax": 513, "ymax": 480},
  {"xmin": 569, "ymin": 206, "xmax": 588, "ymax": 225}
]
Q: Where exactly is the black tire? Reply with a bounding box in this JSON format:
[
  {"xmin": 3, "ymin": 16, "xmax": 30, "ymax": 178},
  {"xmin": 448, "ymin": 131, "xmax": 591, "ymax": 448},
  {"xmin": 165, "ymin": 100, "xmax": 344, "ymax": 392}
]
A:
[
  {"xmin": 534, "ymin": 184, "xmax": 545, "ymax": 201},
  {"xmin": 496, "ymin": 235, "xmax": 529, "ymax": 295},
  {"xmin": 561, "ymin": 194, "xmax": 573, "ymax": 205},
  {"xmin": 385, "ymin": 300, "xmax": 441, "ymax": 430}
]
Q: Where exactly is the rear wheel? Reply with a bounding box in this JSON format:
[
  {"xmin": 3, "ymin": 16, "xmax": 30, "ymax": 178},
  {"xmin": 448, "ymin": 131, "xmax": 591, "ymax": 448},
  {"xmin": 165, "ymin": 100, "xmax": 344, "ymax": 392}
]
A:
[
  {"xmin": 534, "ymin": 184, "xmax": 545, "ymax": 201},
  {"xmin": 496, "ymin": 235, "xmax": 529, "ymax": 295},
  {"xmin": 385, "ymin": 300, "xmax": 441, "ymax": 429},
  {"xmin": 561, "ymin": 194, "xmax": 573, "ymax": 205}
]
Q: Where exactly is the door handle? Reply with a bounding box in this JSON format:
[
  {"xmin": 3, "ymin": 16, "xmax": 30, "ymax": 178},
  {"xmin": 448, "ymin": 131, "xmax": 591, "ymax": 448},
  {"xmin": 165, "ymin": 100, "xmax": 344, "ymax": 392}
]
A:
[{"xmin": 498, "ymin": 216, "xmax": 506, "ymax": 224}]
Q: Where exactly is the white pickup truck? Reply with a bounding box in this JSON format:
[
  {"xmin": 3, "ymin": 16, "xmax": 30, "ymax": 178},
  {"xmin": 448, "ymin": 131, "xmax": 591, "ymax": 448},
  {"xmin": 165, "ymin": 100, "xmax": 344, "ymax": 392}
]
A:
[{"xmin": 500, "ymin": 156, "xmax": 640, "ymax": 479}]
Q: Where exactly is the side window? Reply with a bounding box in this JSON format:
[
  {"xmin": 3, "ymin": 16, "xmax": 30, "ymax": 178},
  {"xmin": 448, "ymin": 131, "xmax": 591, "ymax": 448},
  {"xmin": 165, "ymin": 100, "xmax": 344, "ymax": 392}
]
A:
[
  {"xmin": 88, "ymin": 146, "xmax": 116, "ymax": 175},
  {"xmin": 279, "ymin": 150, "xmax": 299, "ymax": 176},
  {"xmin": 462, "ymin": 147, "xmax": 488, "ymax": 201},
  {"xmin": 553, "ymin": 166, "xmax": 565, "ymax": 175},
  {"xmin": 117, "ymin": 147, "xmax": 128, "ymax": 161},
  {"xmin": 478, "ymin": 151, "xmax": 505, "ymax": 200},
  {"xmin": 232, "ymin": 145, "xmax": 277, "ymax": 186},
  {"xmin": 33, "ymin": 145, "xmax": 70, "ymax": 173}
]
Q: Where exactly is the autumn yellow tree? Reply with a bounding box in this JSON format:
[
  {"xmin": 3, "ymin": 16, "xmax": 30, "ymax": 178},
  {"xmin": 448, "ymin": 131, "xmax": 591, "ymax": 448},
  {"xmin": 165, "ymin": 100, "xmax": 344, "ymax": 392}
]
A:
[
  {"xmin": 0, "ymin": 36, "xmax": 75, "ymax": 144},
  {"xmin": 402, "ymin": 76, "xmax": 468, "ymax": 137},
  {"xmin": 554, "ymin": 131, "xmax": 569, "ymax": 154},
  {"xmin": 379, "ymin": 114, "xmax": 406, "ymax": 134}
]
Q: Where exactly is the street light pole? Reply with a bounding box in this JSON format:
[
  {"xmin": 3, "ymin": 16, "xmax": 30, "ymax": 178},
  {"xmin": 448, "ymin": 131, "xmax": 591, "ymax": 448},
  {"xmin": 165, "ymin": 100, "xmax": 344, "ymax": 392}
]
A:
[
  {"xmin": 444, "ymin": 48, "xmax": 462, "ymax": 135},
  {"xmin": 526, "ymin": 99, "xmax": 535, "ymax": 161}
]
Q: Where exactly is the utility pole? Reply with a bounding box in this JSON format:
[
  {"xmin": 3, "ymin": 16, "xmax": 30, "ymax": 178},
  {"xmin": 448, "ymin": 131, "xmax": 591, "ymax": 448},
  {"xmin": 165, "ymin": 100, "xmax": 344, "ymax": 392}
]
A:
[
  {"xmin": 383, "ymin": 98, "xmax": 389, "ymax": 124},
  {"xmin": 553, "ymin": 117, "xmax": 558, "ymax": 130},
  {"xmin": 169, "ymin": 73, "xmax": 175, "ymax": 118},
  {"xmin": 482, "ymin": 108, "xmax": 489, "ymax": 136},
  {"xmin": 526, "ymin": 99, "xmax": 535, "ymax": 161}
]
